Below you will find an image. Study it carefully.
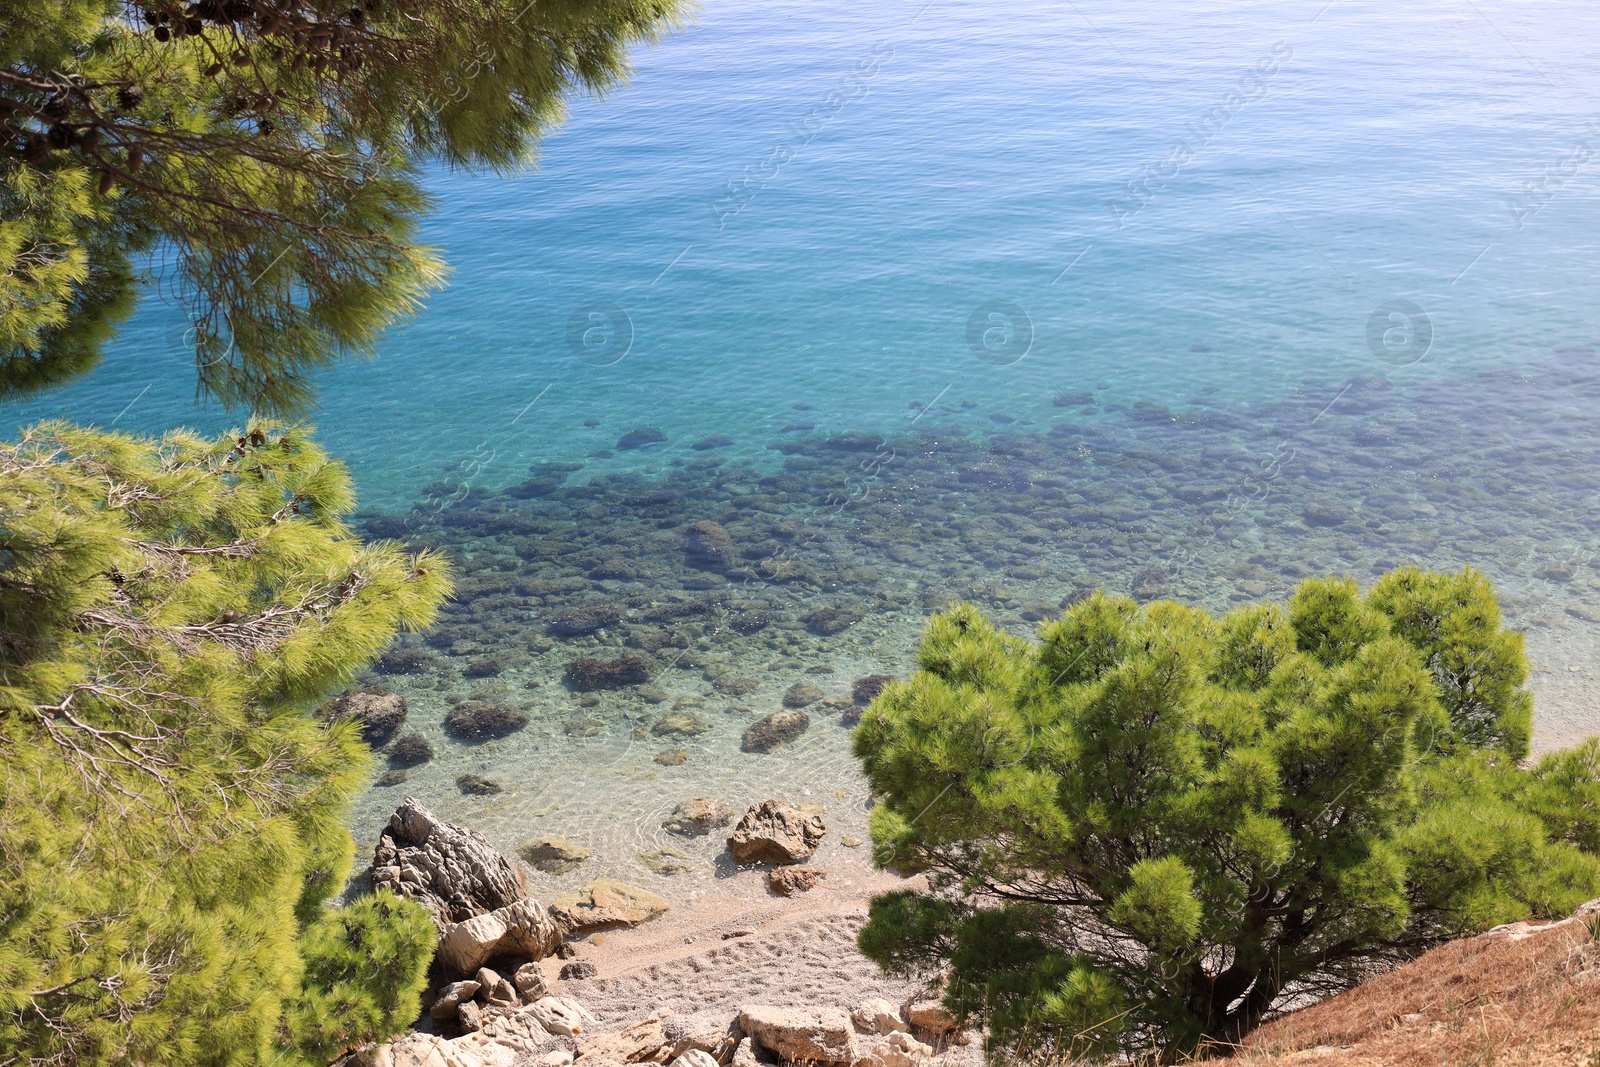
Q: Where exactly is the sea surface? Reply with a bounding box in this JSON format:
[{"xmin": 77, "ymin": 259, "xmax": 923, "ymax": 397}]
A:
[{"xmin": 10, "ymin": 0, "xmax": 1600, "ymax": 908}]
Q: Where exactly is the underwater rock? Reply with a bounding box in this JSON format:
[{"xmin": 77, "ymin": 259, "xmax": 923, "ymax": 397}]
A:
[
  {"xmin": 742, "ymin": 709, "xmax": 810, "ymax": 753},
  {"xmin": 804, "ymin": 607, "xmax": 862, "ymax": 636},
  {"xmin": 651, "ymin": 712, "xmax": 711, "ymax": 737},
  {"xmin": 463, "ymin": 655, "xmax": 510, "ymax": 678},
  {"xmin": 1053, "ymin": 392, "xmax": 1095, "ymax": 407},
  {"xmin": 1303, "ymin": 501, "xmax": 1353, "ymax": 527},
  {"xmin": 319, "ymin": 688, "xmax": 408, "ymax": 746},
  {"xmin": 377, "ymin": 769, "xmax": 409, "ymax": 787},
  {"xmin": 617, "ymin": 428, "xmax": 667, "ymax": 450},
  {"xmin": 506, "ymin": 475, "xmax": 565, "ymax": 499},
  {"xmin": 519, "ymin": 836, "xmax": 592, "ymax": 874},
  {"xmin": 389, "ymin": 733, "xmax": 435, "ymax": 767},
  {"xmin": 684, "ymin": 520, "xmax": 736, "ymax": 570},
  {"xmin": 566, "ymin": 654, "xmax": 652, "ymax": 691},
  {"xmin": 766, "ymin": 865, "xmax": 825, "ymax": 896},
  {"xmin": 692, "ymin": 434, "xmax": 735, "ymax": 450},
  {"xmin": 727, "ymin": 801, "xmax": 826, "ymax": 864},
  {"xmin": 663, "ymin": 798, "xmax": 734, "ymax": 837},
  {"xmin": 1131, "ymin": 566, "xmax": 1170, "ymax": 600},
  {"xmin": 654, "ymin": 749, "xmax": 688, "ymax": 766},
  {"xmin": 637, "ymin": 848, "xmax": 693, "ymax": 875},
  {"xmin": 547, "ymin": 606, "xmax": 625, "ymax": 636},
  {"xmin": 376, "ymin": 647, "xmax": 439, "ymax": 674},
  {"xmin": 851, "ymin": 674, "xmax": 894, "ymax": 707},
  {"xmin": 781, "ymin": 682, "xmax": 823, "ymax": 708},
  {"xmin": 712, "ymin": 676, "xmax": 757, "ymax": 697},
  {"xmin": 728, "ymin": 608, "xmax": 773, "ymax": 634},
  {"xmin": 779, "ymin": 421, "xmax": 814, "ymax": 433},
  {"xmin": 551, "ymin": 878, "xmax": 670, "ymax": 932},
  {"xmin": 457, "ymin": 774, "xmax": 503, "ymax": 796},
  {"xmin": 824, "ymin": 431, "xmax": 884, "ymax": 452},
  {"xmin": 444, "ymin": 703, "xmax": 530, "ymax": 741}
]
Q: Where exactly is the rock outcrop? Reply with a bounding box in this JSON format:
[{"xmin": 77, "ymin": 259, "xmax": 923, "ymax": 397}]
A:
[
  {"xmin": 372, "ymin": 798, "xmax": 530, "ymax": 925},
  {"xmin": 437, "ymin": 898, "xmax": 562, "ymax": 977},
  {"xmin": 726, "ymin": 801, "xmax": 825, "ymax": 864},
  {"xmin": 738, "ymin": 1005, "xmax": 856, "ymax": 1064}
]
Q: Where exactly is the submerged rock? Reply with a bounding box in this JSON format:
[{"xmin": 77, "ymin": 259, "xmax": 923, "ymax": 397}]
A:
[
  {"xmin": 617, "ymin": 427, "xmax": 667, "ymax": 450},
  {"xmin": 691, "ymin": 434, "xmax": 735, "ymax": 450},
  {"xmin": 551, "ymin": 878, "xmax": 670, "ymax": 932},
  {"xmin": 565, "ymin": 654, "xmax": 652, "ymax": 691},
  {"xmin": 519, "ymin": 836, "xmax": 592, "ymax": 874},
  {"xmin": 851, "ymin": 674, "xmax": 894, "ymax": 707},
  {"xmin": 456, "ymin": 774, "xmax": 503, "ymax": 796},
  {"xmin": 389, "ymin": 733, "xmax": 435, "ymax": 767},
  {"xmin": 804, "ymin": 607, "xmax": 862, "ymax": 636},
  {"xmin": 742, "ymin": 709, "xmax": 809, "ymax": 753},
  {"xmin": 781, "ymin": 682, "xmax": 823, "ymax": 708},
  {"xmin": 444, "ymin": 702, "xmax": 530, "ymax": 741},
  {"xmin": 726, "ymin": 800, "xmax": 825, "ymax": 864},
  {"xmin": 318, "ymin": 688, "xmax": 408, "ymax": 746},
  {"xmin": 547, "ymin": 605, "xmax": 624, "ymax": 636},
  {"xmin": 683, "ymin": 520, "xmax": 735, "ymax": 570},
  {"xmin": 663, "ymin": 798, "xmax": 734, "ymax": 837},
  {"xmin": 651, "ymin": 711, "xmax": 710, "ymax": 737}
]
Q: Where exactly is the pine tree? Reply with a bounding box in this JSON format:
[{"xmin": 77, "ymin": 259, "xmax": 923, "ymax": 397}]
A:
[
  {"xmin": 853, "ymin": 568, "xmax": 1600, "ymax": 1062},
  {"xmin": 0, "ymin": 0, "xmax": 687, "ymax": 412},
  {"xmin": 0, "ymin": 420, "xmax": 450, "ymax": 1065}
]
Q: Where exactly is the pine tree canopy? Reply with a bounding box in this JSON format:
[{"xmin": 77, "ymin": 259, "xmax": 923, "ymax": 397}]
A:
[
  {"xmin": 853, "ymin": 568, "xmax": 1600, "ymax": 1062},
  {"xmin": 0, "ymin": 0, "xmax": 687, "ymax": 413},
  {"xmin": 0, "ymin": 420, "xmax": 450, "ymax": 1065}
]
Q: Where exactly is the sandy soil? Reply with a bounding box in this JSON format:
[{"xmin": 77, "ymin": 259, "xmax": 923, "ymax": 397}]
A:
[{"xmin": 527, "ymin": 868, "xmax": 981, "ymax": 1066}]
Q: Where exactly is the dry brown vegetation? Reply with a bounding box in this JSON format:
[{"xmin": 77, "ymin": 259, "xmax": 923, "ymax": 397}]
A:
[{"xmin": 1223, "ymin": 904, "xmax": 1600, "ymax": 1067}]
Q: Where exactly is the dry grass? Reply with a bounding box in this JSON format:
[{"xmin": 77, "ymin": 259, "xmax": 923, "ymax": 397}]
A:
[{"xmin": 1224, "ymin": 907, "xmax": 1600, "ymax": 1067}]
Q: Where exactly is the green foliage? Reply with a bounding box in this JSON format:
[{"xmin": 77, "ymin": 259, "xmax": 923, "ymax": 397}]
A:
[
  {"xmin": 853, "ymin": 567, "xmax": 1600, "ymax": 1062},
  {"xmin": 285, "ymin": 890, "xmax": 438, "ymax": 1062},
  {"xmin": 0, "ymin": 421, "xmax": 449, "ymax": 1066},
  {"xmin": 0, "ymin": 0, "xmax": 688, "ymax": 412}
]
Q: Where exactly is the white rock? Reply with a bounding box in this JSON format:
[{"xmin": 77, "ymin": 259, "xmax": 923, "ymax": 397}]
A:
[
  {"xmin": 850, "ymin": 998, "xmax": 903, "ymax": 1036},
  {"xmin": 669, "ymin": 1050, "xmax": 721, "ymax": 1067},
  {"xmin": 437, "ymin": 898, "xmax": 561, "ymax": 977},
  {"xmin": 738, "ymin": 1005, "xmax": 856, "ymax": 1064},
  {"xmin": 729, "ymin": 1038, "xmax": 761, "ymax": 1067},
  {"xmin": 430, "ymin": 980, "xmax": 482, "ymax": 1020},
  {"xmin": 525, "ymin": 994, "xmax": 593, "ymax": 1036},
  {"xmin": 476, "ymin": 966, "xmax": 519, "ymax": 1007},
  {"xmin": 860, "ymin": 1031, "xmax": 933, "ymax": 1067},
  {"xmin": 513, "ymin": 961, "xmax": 548, "ymax": 1002}
]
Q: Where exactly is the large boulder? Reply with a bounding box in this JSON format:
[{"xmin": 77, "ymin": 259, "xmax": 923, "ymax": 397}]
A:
[
  {"xmin": 551, "ymin": 878, "xmax": 670, "ymax": 933},
  {"xmin": 372, "ymin": 798, "xmax": 529, "ymax": 926},
  {"xmin": 661, "ymin": 1012, "xmax": 742, "ymax": 1063},
  {"xmin": 726, "ymin": 801, "xmax": 825, "ymax": 864},
  {"xmin": 437, "ymin": 898, "xmax": 562, "ymax": 977},
  {"xmin": 738, "ymin": 1006, "xmax": 856, "ymax": 1064}
]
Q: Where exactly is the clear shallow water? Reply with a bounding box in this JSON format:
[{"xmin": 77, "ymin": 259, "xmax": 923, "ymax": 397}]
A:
[{"xmin": 10, "ymin": 0, "xmax": 1600, "ymax": 903}]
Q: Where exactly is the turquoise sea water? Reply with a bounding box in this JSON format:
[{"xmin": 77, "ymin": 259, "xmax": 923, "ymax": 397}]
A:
[{"xmin": 11, "ymin": 0, "xmax": 1600, "ymax": 902}]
